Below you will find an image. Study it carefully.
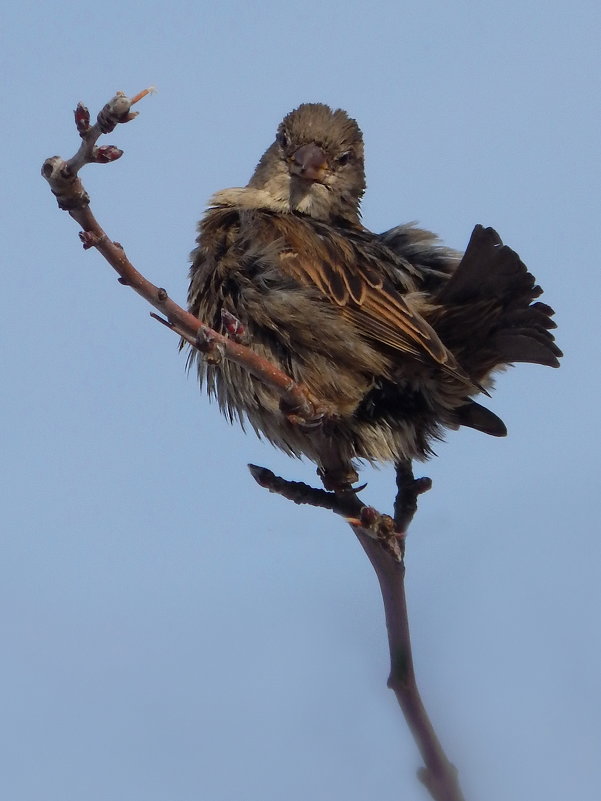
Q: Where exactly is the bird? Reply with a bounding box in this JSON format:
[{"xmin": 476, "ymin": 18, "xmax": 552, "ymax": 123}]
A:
[{"xmin": 185, "ymin": 103, "xmax": 561, "ymax": 490}]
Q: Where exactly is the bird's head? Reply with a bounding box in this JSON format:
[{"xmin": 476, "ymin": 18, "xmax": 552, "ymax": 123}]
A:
[{"xmin": 248, "ymin": 103, "xmax": 366, "ymax": 226}]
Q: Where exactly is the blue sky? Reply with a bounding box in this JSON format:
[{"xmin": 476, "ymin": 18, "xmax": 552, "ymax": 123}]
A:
[{"xmin": 2, "ymin": 1, "xmax": 600, "ymax": 799}]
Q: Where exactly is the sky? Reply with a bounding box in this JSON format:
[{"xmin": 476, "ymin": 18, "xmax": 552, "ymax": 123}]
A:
[{"xmin": 2, "ymin": 1, "xmax": 600, "ymax": 799}]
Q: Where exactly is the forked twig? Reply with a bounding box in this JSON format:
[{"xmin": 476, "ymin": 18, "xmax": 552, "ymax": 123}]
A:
[{"xmin": 250, "ymin": 460, "xmax": 464, "ymax": 800}]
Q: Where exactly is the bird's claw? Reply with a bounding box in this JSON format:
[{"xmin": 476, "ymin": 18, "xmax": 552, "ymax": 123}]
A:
[
  {"xmin": 220, "ymin": 309, "xmax": 248, "ymax": 343},
  {"xmin": 286, "ymin": 410, "xmax": 326, "ymax": 431},
  {"xmin": 317, "ymin": 466, "xmax": 360, "ymax": 493}
]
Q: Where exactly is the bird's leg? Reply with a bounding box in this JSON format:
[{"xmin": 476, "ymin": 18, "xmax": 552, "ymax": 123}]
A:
[
  {"xmin": 279, "ymin": 394, "xmax": 360, "ymax": 491},
  {"xmin": 313, "ymin": 434, "xmax": 360, "ymax": 493},
  {"xmin": 317, "ymin": 465, "xmax": 360, "ymax": 493}
]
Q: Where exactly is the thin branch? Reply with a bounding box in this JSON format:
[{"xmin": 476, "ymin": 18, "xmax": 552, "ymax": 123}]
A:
[
  {"xmin": 364, "ymin": 537, "xmax": 464, "ymax": 801},
  {"xmin": 364, "ymin": 462, "xmax": 465, "ymax": 801},
  {"xmin": 41, "ymin": 90, "xmax": 317, "ymax": 424},
  {"xmin": 249, "ymin": 461, "xmax": 464, "ymax": 800},
  {"xmin": 248, "ymin": 464, "xmax": 364, "ymax": 517}
]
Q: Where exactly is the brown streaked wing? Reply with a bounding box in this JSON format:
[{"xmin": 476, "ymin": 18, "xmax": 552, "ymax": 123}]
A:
[
  {"xmin": 348, "ymin": 285, "xmax": 451, "ymax": 363},
  {"xmin": 275, "ymin": 226, "xmax": 460, "ymax": 371}
]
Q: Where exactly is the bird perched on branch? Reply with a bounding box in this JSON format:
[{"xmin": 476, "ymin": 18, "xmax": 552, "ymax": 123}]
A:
[{"xmin": 186, "ymin": 103, "xmax": 561, "ymax": 489}]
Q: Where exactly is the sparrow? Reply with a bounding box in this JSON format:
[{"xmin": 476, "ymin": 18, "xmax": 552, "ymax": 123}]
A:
[{"xmin": 185, "ymin": 103, "xmax": 561, "ymax": 489}]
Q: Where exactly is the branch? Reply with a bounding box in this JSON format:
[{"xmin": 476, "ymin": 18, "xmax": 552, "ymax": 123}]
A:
[
  {"xmin": 44, "ymin": 89, "xmax": 466, "ymax": 801},
  {"xmin": 41, "ymin": 90, "xmax": 317, "ymax": 423},
  {"xmin": 250, "ymin": 461, "xmax": 464, "ymax": 801},
  {"xmin": 365, "ymin": 462, "xmax": 464, "ymax": 801}
]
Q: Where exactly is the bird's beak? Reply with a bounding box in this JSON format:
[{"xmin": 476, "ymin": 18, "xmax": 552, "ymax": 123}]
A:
[{"xmin": 289, "ymin": 143, "xmax": 328, "ymax": 182}]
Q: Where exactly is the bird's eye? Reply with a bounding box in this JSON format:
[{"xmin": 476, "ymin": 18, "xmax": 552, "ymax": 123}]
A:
[
  {"xmin": 336, "ymin": 150, "xmax": 353, "ymax": 166},
  {"xmin": 277, "ymin": 129, "xmax": 289, "ymax": 150}
]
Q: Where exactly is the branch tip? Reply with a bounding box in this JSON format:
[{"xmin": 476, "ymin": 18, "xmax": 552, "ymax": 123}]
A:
[
  {"xmin": 130, "ymin": 86, "xmax": 157, "ymax": 105},
  {"xmin": 248, "ymin": 463, "xmax": 273, "ymax": 487},
  {"xmin": 92, "ymin": 145, "xmax": 123, "ymax": 164},
  {"xmin": 416, "ymin": 476, "xmax": 433, "ymax": 495},
  {"xmin": 74, "ymin": 103, "xmax": 91, "ymax": 135},
  {"xmin": 150, "ymin": 312, "xmax": 174, "ymax": 330}
]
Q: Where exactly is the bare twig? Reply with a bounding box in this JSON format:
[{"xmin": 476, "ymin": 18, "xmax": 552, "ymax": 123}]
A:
[
  {"xmin": 250, "ymin": 461, "xmax": 464, "ymax": 800},
  {"xmin": 41, "ymin": 90, "xmax": 317, "ymax": 424},
  {"xmin": 361, "ymin": 530, "xmax": 464, "ymax": 801},
  {"xmin": 248, "ymin": 464, "xmax": 403, "ymax": 558},
  {"xmin": 369, "ymin": 463, "xmax": 464, "ymax": 801},
  {"xmin": 248, "ymin": 464, "xmax": 364, "ymax": 517}
]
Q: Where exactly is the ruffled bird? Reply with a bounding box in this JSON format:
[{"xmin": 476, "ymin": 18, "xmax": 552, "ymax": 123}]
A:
[{"xmin": 185, "ymin": 103, "xmax": 561, "ymax": 488}]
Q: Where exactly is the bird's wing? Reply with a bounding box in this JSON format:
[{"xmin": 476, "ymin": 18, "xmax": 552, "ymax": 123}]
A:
[
  {"xmin": 377, "ymin": 221, "xmax": 461, "ymax": 293},
  {"xmin": 272, "ymin": 216, "xmax": 464, "ymax": 374}
]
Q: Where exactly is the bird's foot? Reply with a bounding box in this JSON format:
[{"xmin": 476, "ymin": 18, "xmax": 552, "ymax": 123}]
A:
[
  {"xmin": 286, "ymin": 409, "xmax": 326, "ymax": 431},
  {"xmin": 317, "ymin": 465, "xmax": 361, "ymax": 493},
  {"xmin": 195, "ymin": 325, "xmax": 225, "ymax": 365},
  {"xmin": 220, "ymin": 309, "xmax": 248, "ymax": 344},
  {"xmin": 281, "ymin": 394, "xmax": 332, "ymax": 432}
]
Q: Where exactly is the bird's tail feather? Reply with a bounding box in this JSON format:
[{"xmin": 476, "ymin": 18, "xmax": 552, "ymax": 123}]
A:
[{"xmin": 431, "ymin": 225, "xmax": 562, "ymax": 380}]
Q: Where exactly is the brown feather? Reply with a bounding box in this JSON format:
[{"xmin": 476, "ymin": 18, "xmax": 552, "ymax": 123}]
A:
[{"xmin": 270, "ymin": 216, "xmax": 466, "ymax": 377}]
